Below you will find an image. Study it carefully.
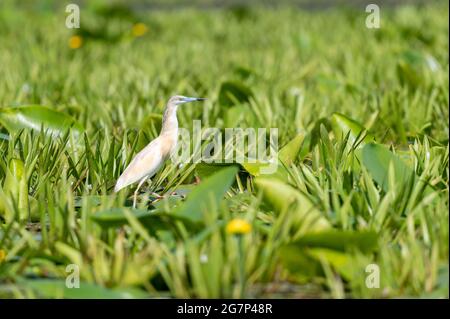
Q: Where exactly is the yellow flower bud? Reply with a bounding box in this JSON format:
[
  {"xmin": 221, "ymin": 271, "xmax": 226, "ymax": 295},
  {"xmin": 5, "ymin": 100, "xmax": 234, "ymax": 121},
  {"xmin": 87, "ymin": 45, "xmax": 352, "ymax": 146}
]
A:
[
  {"xmin": 69, "ymin": 35, "xmax": 83, "ymax": 49},
  {"xmin": 132, "ymin": 23, "xmax": 148, "ymax": 37},
  {"xmin": 226, "ymin": 218, "xmax": 252, "ymax": 235},
  {"xmin": 0, "ymin": 249, "xmax": 6, "ymax": 263}
]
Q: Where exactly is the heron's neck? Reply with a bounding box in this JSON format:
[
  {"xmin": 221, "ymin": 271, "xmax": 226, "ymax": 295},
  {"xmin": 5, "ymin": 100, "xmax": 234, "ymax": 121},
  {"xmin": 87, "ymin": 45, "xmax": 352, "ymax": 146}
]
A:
[{"xmin": 160, "ymin": 104, "xmax": 178, "ymax": 136}]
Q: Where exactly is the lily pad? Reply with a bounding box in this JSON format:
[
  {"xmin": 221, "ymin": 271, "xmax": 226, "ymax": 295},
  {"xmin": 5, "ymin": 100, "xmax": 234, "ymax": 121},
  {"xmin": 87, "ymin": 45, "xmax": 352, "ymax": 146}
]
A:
[
  {"xmin": 171, "ymin": 165, "xmax": 239, "ymax": 225},
  {"xmin": 331, "ymin": 113, "xmax": 375, "ymax": 145},
  {"xmin": 362, "ymin": 143, "xmax": 415, "ymax": 192},
  {"xmin": 0, "ymin": 105, "xmax": 83, "ymax": 136},
  {"xmin": 255, "ymin": 177, "xmax": 330, "ymax": 233},
  {"xmin": 19, "ymin": 279, "xmax": 148, "ymax": 299}
]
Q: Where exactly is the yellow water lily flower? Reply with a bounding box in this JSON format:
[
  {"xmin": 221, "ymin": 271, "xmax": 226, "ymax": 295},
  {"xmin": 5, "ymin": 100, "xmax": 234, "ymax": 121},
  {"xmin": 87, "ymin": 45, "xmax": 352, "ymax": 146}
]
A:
[
  {"xmin": 226, "ymin": 218, "xmax": 252, "ymax": 235},
  {"xmin": 69, "ymin": 35, "xmax": 83, "ymax": 49},
  {"xmin": 132, "ymin": 23, "xmax": 148, "ymax": 37},
  {"xmin": 0, "ymin": 249, "xmax": 5, "ymax": 263}
]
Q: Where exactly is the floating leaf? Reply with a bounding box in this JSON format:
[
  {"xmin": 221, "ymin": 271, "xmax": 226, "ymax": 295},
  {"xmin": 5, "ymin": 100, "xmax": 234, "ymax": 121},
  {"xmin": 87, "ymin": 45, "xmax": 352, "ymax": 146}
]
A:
[
  {"xmin": 91, "ymin": 208, "xmax": 150, "ymax": 228},
  {"xmin": 289, "ymin": 230, "xmax": 378, "ymax": 254},
  {"xmin": 171, "ymin": 165, "xmax": 239, "ymax": 225},
  {"xmin": 308, "ymin": 248, "xmax": 354, "ymax": 280},
  {"xmin": 255, "ymin": 177, "xmax": 299, "ymax": 210},
  {"xmin": 241, "ymin": 159, "xmax": 285, "ymax": 179},
  {"xmin": 195, "ymin": 163, "xmax": 235, "ymax": 180},
  {"xmin": 279, "ymin": 245, "xmax": 355, "ymax": 282},
  {"xmin": 166, "ymin": 185, "xmax": 196, "ymax": 198},
  {"xmin": 255, "ymin": 177, "xmax": 330, "ymax": 233},
  {"xmin": 218, "ymin": 81, "xmax": 253, "ymax": 107},
  {"xmin": 362, "ymin": 143, "xmax": 415, "ymax": 192},
  {"xmin": 150, "ymin": 194, "xmax": 185, "ymax": 213},
  {"xmin": 91, "ymin": 208, "xmax": 172, "ymax": 234},
  {"xmin": 278, "ymin": 133, "xmax": 305, "ymax": 165},
  {"xmin": 20, "ymin": 279, "xmax": 148, "ymax": 299},
  {"xmin": 0, "ymin": 105, "xmax": 83, "ymax": 136},
  {"xmin": 240, "ymin": 133, "xmax": 304, "ymax": 179},
  {"xmin": 278, "ymin": 244, "xmax": 322, "ymax": 282},
  {"xmin": 279, "ymin": 230, "xmax": 377, "ymax": 282},
  {"xmin": 241, "ymin": 160, "xmax": 273, "ymax": 176},
  {"xmin": 331, "ymin": 113, "xmax": 374, "ymax": 145},
  {"xmin": 74, "ymin": 195, "xmax": 112, "ymax": 208},
  {"xmin": 280, "ymin": 246, "xmax": 354, "ymax": 282}
]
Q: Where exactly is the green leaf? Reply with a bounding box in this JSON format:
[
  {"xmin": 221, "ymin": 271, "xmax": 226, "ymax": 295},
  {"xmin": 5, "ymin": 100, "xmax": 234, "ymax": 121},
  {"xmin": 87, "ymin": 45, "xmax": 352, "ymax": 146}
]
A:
[
  {"xmin": 171, "ymin": 165, "xmax": 239, "ymax": 225},
  {"xmin": 194, "ymin": 163, "xmax": 235, "ymax": 179},
  {"xmin": 74, "ymin": 195, "xmax": 111, "ymax": 208},
  {"xmin": 362, "ymin": 143, "xmax": 415, "ymax": 192},
  {"xmin": 0, "ymin": 105, "xmax": 83, "ymax": 136},
  {"xmin": 278, "ymin": 133, "xmax": 305, "ymax": 165},
  {"xmin": 240, "ymin": 161, "xmax": 266, "ymax": 176},
  {"xmin": 309, "ymin": 117, "xmax": 332, "ymax": 149},
  {"xmin": 278, "ymin": 245, "xmax": 322, "ymax": 282},
  {"xmin": 218, "ymin": 81, "xmax": 253, "ymax": 107},
  {"xmin": 330, "ymin": 113, "xmax": 375, "ymax": 145},
  {"xmin": 91, "ymin": 208, "xmax": 151, "ymax": 228},
  {"xmin": 20, "ymin": 279, "xmax": 148, "ymax": 299},
  {"xmin": 397, "ymin": 61, "xmax": 422, "ymax": 88},
  {"xmin": 240, "ymin": 133, "xmax": 305, "ymax": 179},
  {"xmin": 279, "ymin": 245, "xmax": 356, "ymax": 282},
  {"xmin": 279, "ymin": 230, "xmax": 377, "ymax": 282},
  {"xmin": 241, "ymin": 159, "xmax": 286, "ymax": 179},
  {"xmin": 0, "ymin": 158, "xmax": 29, "ymax": 221},
  {"xmin": 307, "ymin": 248, "xmax": 354, "ymax": 281},
  {"xmin": 224, "ymin": 105, "xmax": 258, "ymax": 127},
  {"xmin": 289, "ymin": 230, "xmax": 378, "ymax": 254},
  {"xmin": 254, "ymin": 177, "xmax": 296, "ymax": 210},
  {"xmin": 54, "ymin": 242, "xmax": 83, "ymax": 266},
  {"xmin": 91, "ymin": 208, "xmax": 172, "ymax": 234},
  {"xmin": 396, "ymin": 51, "xmax": 439, "ymax": 89},
  {"xmin": 255, "ymin": 177, "xmax": 330, "ymax": 233}
]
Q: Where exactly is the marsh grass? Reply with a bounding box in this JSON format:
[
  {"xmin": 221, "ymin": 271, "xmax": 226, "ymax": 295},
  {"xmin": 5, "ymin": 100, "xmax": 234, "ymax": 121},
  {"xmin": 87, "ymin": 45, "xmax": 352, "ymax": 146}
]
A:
[{"xmin": 0, "ymin": 1, "xmax": 448, "ymax": 298}]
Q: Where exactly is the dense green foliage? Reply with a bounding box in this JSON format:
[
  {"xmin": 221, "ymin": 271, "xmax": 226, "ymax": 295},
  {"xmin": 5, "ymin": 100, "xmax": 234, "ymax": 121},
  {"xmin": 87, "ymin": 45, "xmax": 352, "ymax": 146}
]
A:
[{"xmin": 0, "ymin": 1, "xmax": 448, "ymax": 298}]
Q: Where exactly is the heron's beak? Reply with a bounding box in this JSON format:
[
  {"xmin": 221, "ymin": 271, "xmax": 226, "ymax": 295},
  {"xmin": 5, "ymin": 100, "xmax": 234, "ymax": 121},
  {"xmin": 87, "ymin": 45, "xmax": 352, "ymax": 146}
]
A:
[{"xmin": 182, "ymin": 97, "xmax": 206, "ymax": 103}]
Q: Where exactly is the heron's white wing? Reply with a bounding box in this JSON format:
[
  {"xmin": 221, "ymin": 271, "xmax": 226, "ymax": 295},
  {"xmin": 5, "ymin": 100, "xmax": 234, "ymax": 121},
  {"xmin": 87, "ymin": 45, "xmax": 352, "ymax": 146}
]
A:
[{"xmin": 114, "ymin": 138, "xmax": 163, "ymax": 192}]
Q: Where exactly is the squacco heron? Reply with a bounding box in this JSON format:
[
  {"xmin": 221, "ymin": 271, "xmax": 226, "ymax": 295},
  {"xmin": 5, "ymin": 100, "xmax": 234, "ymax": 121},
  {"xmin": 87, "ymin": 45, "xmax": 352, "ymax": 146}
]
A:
[{"xmin": 114, "ymin": 95, "xmax": 205, "ymax": 207}]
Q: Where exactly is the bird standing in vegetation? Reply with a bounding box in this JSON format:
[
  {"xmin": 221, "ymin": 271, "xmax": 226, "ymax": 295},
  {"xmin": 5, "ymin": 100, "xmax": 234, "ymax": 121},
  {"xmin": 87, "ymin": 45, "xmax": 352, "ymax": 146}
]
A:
[{"xmin": 114, "ymin": 95, "xmax": 206, "ymax": 207}]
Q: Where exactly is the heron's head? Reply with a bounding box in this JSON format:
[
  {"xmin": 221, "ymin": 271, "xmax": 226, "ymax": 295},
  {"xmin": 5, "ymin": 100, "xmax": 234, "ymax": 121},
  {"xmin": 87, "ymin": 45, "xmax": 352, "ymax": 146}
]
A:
[{"xmin": 169, "ymin": 95, "xmax": 206, "ymax": 106}]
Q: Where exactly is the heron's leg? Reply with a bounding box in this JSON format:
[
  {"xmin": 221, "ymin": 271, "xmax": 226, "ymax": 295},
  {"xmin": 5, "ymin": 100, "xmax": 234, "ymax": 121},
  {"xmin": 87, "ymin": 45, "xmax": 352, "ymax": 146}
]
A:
[
  {"xmin": 133, "ymin": 177, "xmax": 148, "ymax": 208},
  {"xmin": 142, "ymin": 178, "xmax": 163, "ymax": 200}
]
